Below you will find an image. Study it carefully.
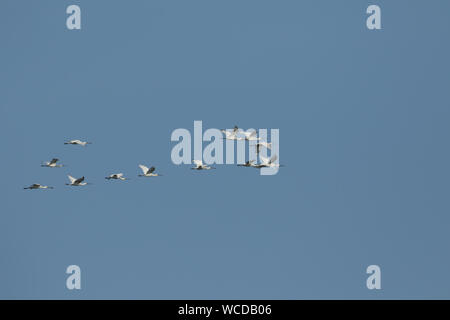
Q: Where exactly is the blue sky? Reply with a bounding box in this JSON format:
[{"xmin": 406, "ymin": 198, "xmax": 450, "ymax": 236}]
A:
[{"xmin": 1, "ymin": 0, "xmax": 450, "ymax": 299}]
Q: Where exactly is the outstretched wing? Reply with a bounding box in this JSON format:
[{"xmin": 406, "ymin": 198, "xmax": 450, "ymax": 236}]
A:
[
  {"xmin": 49, "ymin": 158, "xmax": 59, "ymax": 165},
  {"xmin": 147, "ymin": 167, "xmax": 155, "ymax": 174},
  {"xmin": 116, "ymin": 173, "xmax": 124, "ymax": 178},
  {"xmin": 139, "ymin": 164, "xmax": 149, "ymax": 174},
  {"xmin": 67, "ymin": 175, "xmax": 76, "ymax": 184}
]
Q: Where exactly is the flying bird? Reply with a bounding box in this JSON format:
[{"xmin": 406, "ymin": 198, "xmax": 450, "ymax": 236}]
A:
[
  {"xmin": 254, "ymin": 155, "xmax": 280, "ymax": 168},
  {"xmin": 138, "ymin": 165, "xmax": 161, "ymax": 177},
  {"xmin": 192, "ymin": 160, "xmax": 214, "ymax": 170},
  {"xmin": 24, "ymin": 183, "xmax": 53, "ymax": 190},
  {"xmin": 255, "ymin": 142, "xmax": 272, "ymax": 154},
  {"xmin": 105, "ymin": 173, "xmax": 128, "ymax": 181},
  {"xmin": 221, "ymin": 125, "xmax": 240, "ymax": 140},
  {"xmin": 41, "ymin": 158, "xmax": 64, "ymax": 168},
  {"xmin": 66, "ymin": 175, "xmax": 88, "ymax": 186},
  {"xmin": 64, "ymin": 139, "xmax": 91, "ymax": 146},
  {"xmin": 237, "ymin": 160, "xmax": 256, "ymax": 167}
]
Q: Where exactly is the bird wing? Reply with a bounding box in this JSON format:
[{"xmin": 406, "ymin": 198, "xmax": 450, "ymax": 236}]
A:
[
  {"xmin": 31, "ymin": 184, "xmax": 40, "ymax": 188},
  {"xmin": 74, "ymin": 176, "xmax": 85, "ymax": 184},
  {"xmin": 193, "ymin": 160, "xmax": 203, "ymax": 166},
  {"xmin": 68, "ymin": 176, "xmax": 77, "ymax": 183},
  {"xmin": 139, "ymin": 164, "xmax": 149, "ymax": 174},
  {"xmin": 116, "ymin": 173, "xmax": 124, "ymax": 177},
  {"xmin": 49, "ymin": 158, "xmax": 59, "ymax": 164},
  {"xmin": 67, "ymin": 175, "xmax": 76, "ymax": 184},
  {"xmin": 148, "ymin": 167, "xmax": 155, "ymax": 174}
]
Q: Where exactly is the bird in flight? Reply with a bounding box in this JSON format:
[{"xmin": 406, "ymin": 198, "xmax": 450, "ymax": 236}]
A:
[
  {"xmin": 192, "ymin": 160, "xmax": 214, "ymax": 170},
  {"xmin": 105, "ymin": 173, "xmax": 128, "ymax": 181},
  {"xmin": 41, "ymin": 158, "xmax": 64, "ymax": 168},
  {"xmin": 64, "ymin": 139, "xmax": 92, "ymax": 146},
  {"xmin": 138, "ymin": 165, "xmax": 161, "ymax": 177},
  {"xmin": 66, "ymin": 175, "xmax": 88, "ymax": 186},
  {"xmin": 254, "ymin": 155, "xmax": 280, "ymax": 168},
  {"xmin": 221, "ymin": 125, "xmax": 240, "ymax": 140},
  {"xmin": 24, "ymin": 183, "xmax": 53, "ymax": 190},
  {"xmin": 237, "ymin": 160, "xmax": 256, "ymax": 167}
]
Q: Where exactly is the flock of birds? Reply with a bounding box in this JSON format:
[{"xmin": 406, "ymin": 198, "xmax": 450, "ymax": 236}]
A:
[{"xmin": 23, "ymin": 126, "xmax": 279, "ymax": 190}]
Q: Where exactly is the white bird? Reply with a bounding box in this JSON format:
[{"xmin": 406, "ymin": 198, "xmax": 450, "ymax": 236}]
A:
[
  {"xmin": 105, "ymin": 173, "xmax": 128, "ymax": 181},
  {"xmin": 24, "ymin": 183, "xmax": 53, "ymax": 190},
  {"xmin": 255, "ymin": 141, "xmax": 272, "ymax": 154},
  {"xmin": 221, "ymin": 125, "xmax": 240, "ymax": 140},
  {"xmin": 41, "ymin": 158, "xmax": 64, "ymax": 168},
  {"xmin": 192, "ymin": 160, "xmax": 214, "ymax": 170},
  {"xmin": 237, "ymin": 160, "xmax": 256, "ymax": 167},
  {"xmin": 66, "ymin": 175, "xmax": 88, "ymax": 186},
  {"xmin": 240, "ymin": 130, "xmax": 260, "ymax": 141},
  {"xmin": 138, "ymin": 165, "xmax": 161, "ymax": 177},
  {"xmin": 254, "ymin": 155, "xmax": 279, "ymax": 168},
  {"xmin": 64, "ymin": 139, "xmax": 91, "ymax": 146}
]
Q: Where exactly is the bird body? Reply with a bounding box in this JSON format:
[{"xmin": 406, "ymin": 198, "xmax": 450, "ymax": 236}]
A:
[
  {"xmin": 192, "ymin": 160, "xmax": 214, "ymax": 170},
  {"xmin": 64, "ymin": 139, "xmax": 91, "ymax": 146},
  {"xmin": 254, "ymin": 155, "xmax": 280, "ymax": 168},
  {"xmin": 41, "ymin": 158, "xmax": 64, "ymax": 168},
  {"xmin": 237, "ymin": 160, "xmax": 256, "ymax": 167},
  {"xmin": 105, "ymin": 173, "xmax": 127, "ymax": 181},
  {"xmin": 24, "ymin": 183, "xmax": 53, "ymax": 190},
  {"xmin": 66, "ymin": 175, "xmax": 88, "ymax": 186}
]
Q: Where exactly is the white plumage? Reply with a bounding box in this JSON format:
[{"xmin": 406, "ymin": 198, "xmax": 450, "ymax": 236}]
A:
[
  {"xmin": 64, "ymin": 139, "xmax": 91, "ymax": 146},
  {"xmin": 192, "ymin": 160, "xmax": 214, "ymax": 170}
]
